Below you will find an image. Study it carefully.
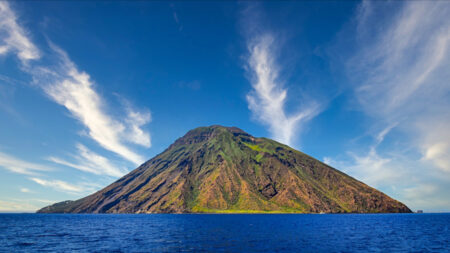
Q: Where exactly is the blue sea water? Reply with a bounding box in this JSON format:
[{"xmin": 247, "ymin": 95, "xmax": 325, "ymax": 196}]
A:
[{"xmin": 0, "ymin": 213, "xmax": 449, "ymax": 252}]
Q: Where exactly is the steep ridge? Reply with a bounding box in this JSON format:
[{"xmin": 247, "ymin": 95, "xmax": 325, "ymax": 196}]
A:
[{"xmin": 38, "ymin": 125, "xmax": 411, "ymax": 213}]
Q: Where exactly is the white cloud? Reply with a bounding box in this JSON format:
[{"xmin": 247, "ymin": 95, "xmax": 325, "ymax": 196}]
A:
[
  {"xmin": 323, "ymin": 124, "xmax": 411, "ymax": 188},
  {"xmin": 30, "ymin": 177, "xmax": 88, "ymax": 194},
  {"xmin": 348, "ymin": 1, "xmax": 450, "ymax": 173},
  {"xmin": 348, "ymin": 149, "xmax": 394, "ymax": 186},
  {"xmin": 121, "ymin": 99, "xmax": 151, "ymax": 147},
  {"xmin": 34, "ymin": 44, "xmax": 150, "ymax": 166},
  {"xmin": 0, "ymin": 2, "xmax": 40, "ymax": 63},
  {"xmin": 416, "ymin": 118, "xmax": 450, "ymax": 173},
  {"xmin": 324, "ymin": 126, "xmax": 404, "ymax": 188},
  {"xmin": 75, "ymin": 143, "xmax": 126, "ymax": 176},
  {"xmin": 0, "ymin": 151, "xmax": 52, "ymax": 175},
  {"xmin": 351, "ymin": 1, "xmax": 450, "ymax": 118},
  {"xmin": 423, "ymin": 142, "xmax": 449, "ymax": 172},
  {"xmin": 375, "ymin": 123, "xmax": 397, "ymax": 146},
  {"xmin": 20, "ymin": 187, "xmax": 31, "ymax": 193},
  {"xmin": 125, "ymin": 110, "xmax": 151, "ymax": 147},
  {"xmin": 245, "ymin": 34, "xmax": 319, "ymax": 146},
  {"xmin": 48, "ymin": 143, "xmax": 126, "ymax": 177},
  {"xmin": 326, "ymin": 148, "xmax": 401, "ymax": 188}
]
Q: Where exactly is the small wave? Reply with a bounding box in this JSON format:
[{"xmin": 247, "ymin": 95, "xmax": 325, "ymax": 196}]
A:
[{"xmin": 15, "ymin": 242, "xmax": 34, "ymax": 247}]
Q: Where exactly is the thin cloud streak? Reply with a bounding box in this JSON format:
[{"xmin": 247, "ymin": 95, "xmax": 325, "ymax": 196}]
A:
[
  {"xmin": 30, "ymin": 177, "xmax": 85, "ymax": 193},
  {"xmin": 0, "ymin": 151, "xmax": 52, "ymax": 175},
  {"xmin": 48, "ymin": 143, "xmax": 126, "ymax": 177},
  {"xmin": 352, "ymin": 1, "xmax": 450, "ymax": 117},
  {"xmin": 121, "ymin": 98, "xmax": 152, "ymax": 147},
  {"xmin": 246, "ymin": 34, "xmax": 319, "ymax": 146},
  {"xmin": 0, "ymin": 2, "xmax": 40, "ymax": 63}
]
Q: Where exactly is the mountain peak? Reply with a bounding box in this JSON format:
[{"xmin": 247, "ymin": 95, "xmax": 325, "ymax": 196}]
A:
[
  {"xmin": 173, "ymin": 125, "xmax": 250, "ymax": 146},
  {"xmin": 38, "ymin": 125, "xmax": 411, "ymax": 214},
  {"xmin": 188, "ymin": 125, "xmax": 248, "ymax": 135}
]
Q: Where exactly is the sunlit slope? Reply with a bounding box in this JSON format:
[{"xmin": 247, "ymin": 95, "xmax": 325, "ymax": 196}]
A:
[{"xmin": 38, "ymin": 126, "xmax": 411, "ymax": 213}]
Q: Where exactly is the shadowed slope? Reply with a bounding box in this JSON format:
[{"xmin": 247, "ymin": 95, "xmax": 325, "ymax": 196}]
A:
[{"xmin": 38, "ymin": 125, "xmax": 411, "ymax": 213}]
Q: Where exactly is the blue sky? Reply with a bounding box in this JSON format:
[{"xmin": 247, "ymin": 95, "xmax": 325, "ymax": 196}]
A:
[{"xmin": 0, "ymin": 1, "xmax": 449, "ymax": 212}]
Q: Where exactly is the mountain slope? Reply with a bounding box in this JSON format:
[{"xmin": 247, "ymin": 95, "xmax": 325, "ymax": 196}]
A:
[{"xmin": 38, "ymin": 125, "xmax": 411, "ymax": 213}]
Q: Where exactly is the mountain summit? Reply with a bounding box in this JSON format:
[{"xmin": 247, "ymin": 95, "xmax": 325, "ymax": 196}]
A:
[{"xmin": 38, "ymin": 125, "xmax": 411, "ymax": 213}]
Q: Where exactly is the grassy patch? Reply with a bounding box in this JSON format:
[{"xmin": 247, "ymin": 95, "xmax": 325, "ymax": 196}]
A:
[
  {"xmin": 255, "ymin": 153, "xmax": 264, "ymax": 163},
  {"xmin": 253, "ymin": 164, "xmax": 261, "ymax": 176},
  {"xmin": 244, "ymin": 143, "xmax": 263, "ymax": 152}
]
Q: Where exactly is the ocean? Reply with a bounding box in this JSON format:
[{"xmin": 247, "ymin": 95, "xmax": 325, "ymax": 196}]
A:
[{"xmin": 0, "ymin": 213, "xmax": 449, "ymax": 252}]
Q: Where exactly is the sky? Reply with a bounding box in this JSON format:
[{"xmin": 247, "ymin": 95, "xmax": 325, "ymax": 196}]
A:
[{"xmin": 0, "ymin": 1, "xmax": 449, "ymax": 212}]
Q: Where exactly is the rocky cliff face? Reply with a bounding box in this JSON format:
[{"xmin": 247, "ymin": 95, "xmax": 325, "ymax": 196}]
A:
[{"xmin": 38, "ymin": 125, "xmax": 411, "ymax": 213}]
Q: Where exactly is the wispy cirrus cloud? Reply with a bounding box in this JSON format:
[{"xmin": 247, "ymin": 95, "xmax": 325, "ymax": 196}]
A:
[
  {"xmin": 348, "ymin": 1, "xmax": 450, "ymax": 173},
  {"xmin": 324, "ymin": 125, "xmax": 406, "ymax": 188},
  {"xmin": 48, "ymin": 143, "xmax": 126, "ymax": 177},
  {"xmin": 0, "ymin": 151, "xmax": 98, "ymax": 196},
  {"xmin": 120, "ymin": 98, "xmax": 152, "ymax": 148},
  {"xmin": 170, "ymin": 3, "xmax": 183, "ymax": 31},
  {"xmin": 0, "ymin": 149, "xmax": 100, "ymax": 194},
  {"xmin": 245, "ymin": 33, "xmax": 319, "ymax": 146},
  {"xmin": 0, "ymin": 151, "xmax": 52, "ymax": 175},
  {"xmin": 0, "ymin": 150, "xmax": 100, "ymax": 195},
  {"xmin": 30, "ymin": 177, "xmax": 98, "ymax": 194},
  {"xmin": 0, "ymin": 2, "xmax": 40, "ymax": 63}
]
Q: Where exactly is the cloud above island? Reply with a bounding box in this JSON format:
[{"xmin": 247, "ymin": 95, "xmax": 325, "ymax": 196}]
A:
[
  {"xmin": 241, "ymin": 4, "xmax": 321, "ymax": 146},
  {"xmin": 245, "ymin": 34, "xmax": 319, "ymax": 146}
]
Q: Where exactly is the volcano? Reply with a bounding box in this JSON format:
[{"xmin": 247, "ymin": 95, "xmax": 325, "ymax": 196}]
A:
[{"xmin": 38, "ymin": 125, "xmax": 411, "ymax": 213}]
